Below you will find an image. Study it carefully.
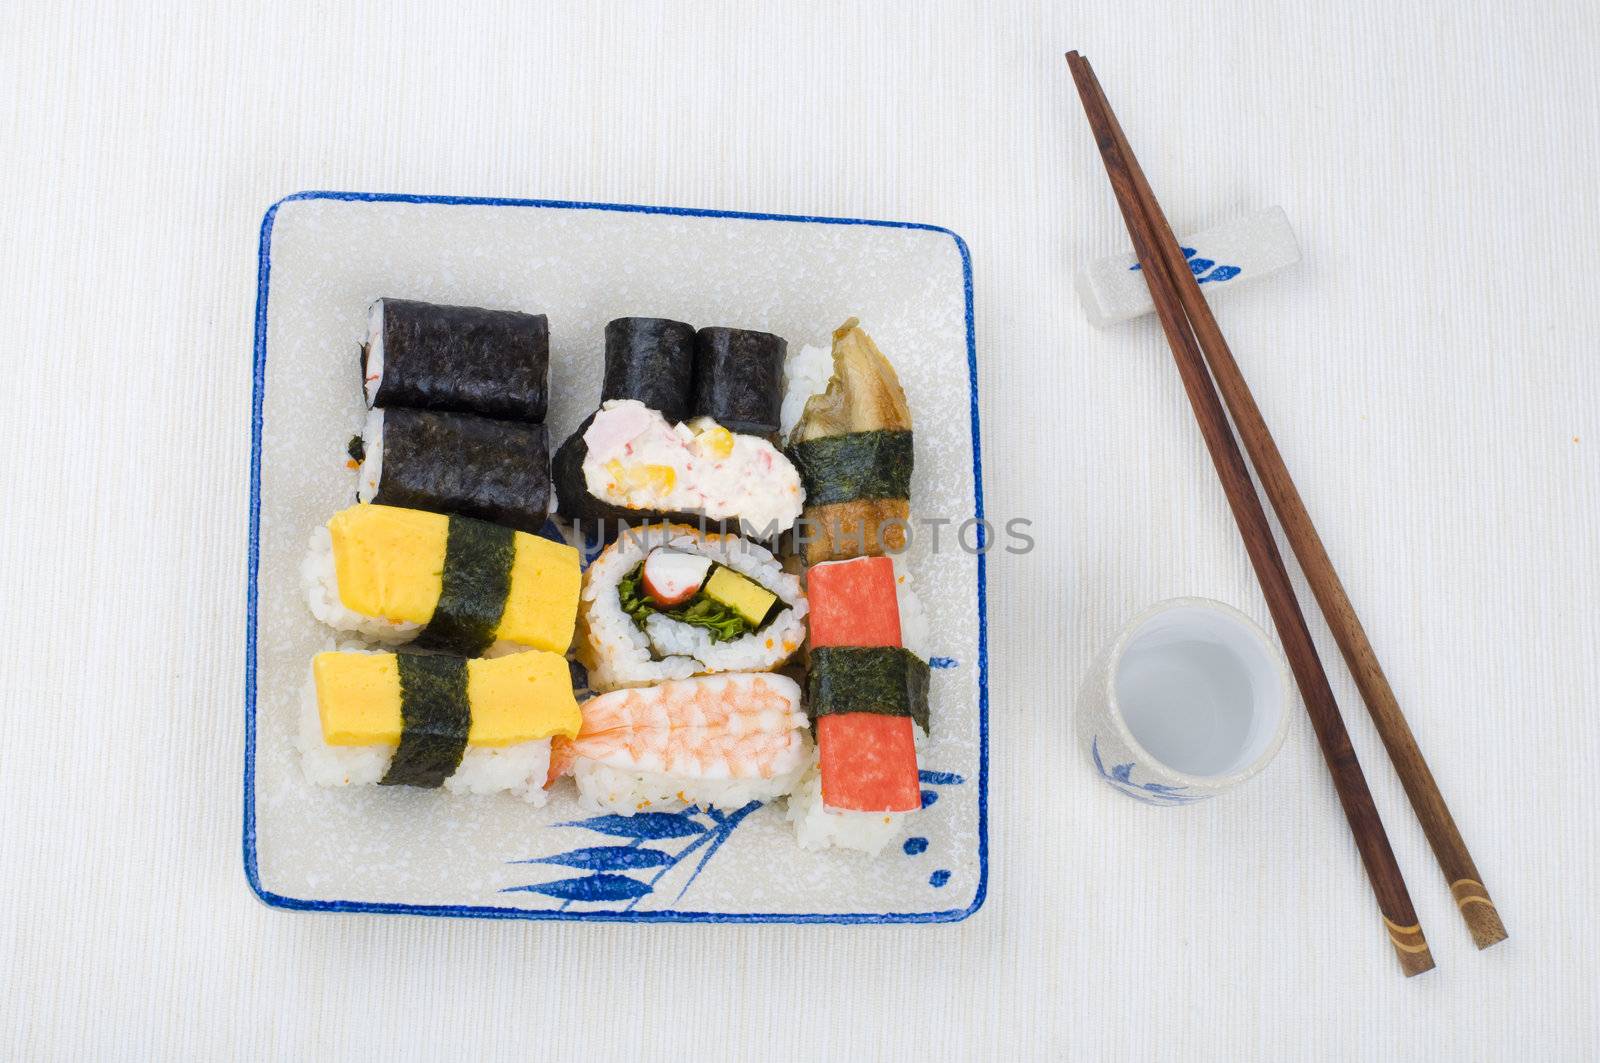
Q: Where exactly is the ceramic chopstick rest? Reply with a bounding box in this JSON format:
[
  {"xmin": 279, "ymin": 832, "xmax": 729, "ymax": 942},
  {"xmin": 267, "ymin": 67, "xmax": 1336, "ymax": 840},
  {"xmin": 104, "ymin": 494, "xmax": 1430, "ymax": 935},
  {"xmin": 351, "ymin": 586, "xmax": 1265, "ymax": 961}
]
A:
[{"xmin": 1076, "ymin": 206, "xmax": 1301, "ymax": 328}]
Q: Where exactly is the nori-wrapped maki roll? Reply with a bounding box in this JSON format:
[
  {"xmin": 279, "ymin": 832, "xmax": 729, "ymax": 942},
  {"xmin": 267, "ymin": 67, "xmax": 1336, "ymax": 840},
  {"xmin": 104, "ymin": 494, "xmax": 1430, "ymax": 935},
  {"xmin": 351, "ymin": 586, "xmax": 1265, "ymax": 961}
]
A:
[
  {"xmin": 362, "ymin": 298, "xmax": 549, "ymax": 422},
  {"xmin": 554, "ymin": 317, "xmax": 697, "ymax": 525},
  {"xmin": 692, "ymin": 327, "xmax": 786, "ymax": 436},
  {"xmin": 600, "ymin": 317, "xmax": 696, "ymax": 424},
  {"xmin": 358, "ymin": 407, "xmax": 550, "ymax": 534}
]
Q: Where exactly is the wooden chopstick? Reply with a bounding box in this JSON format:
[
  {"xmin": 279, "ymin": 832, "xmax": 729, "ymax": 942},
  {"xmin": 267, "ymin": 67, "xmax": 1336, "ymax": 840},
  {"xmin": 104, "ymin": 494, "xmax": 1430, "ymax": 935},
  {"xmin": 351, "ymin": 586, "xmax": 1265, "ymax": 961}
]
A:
[
  {"xmin": 1065, "ymin": 50, "xmax": 1435, "ymax": 976},
  {"xmin": 1073, "ymin": 61, "xmax": 1507, "ymax": 952}
]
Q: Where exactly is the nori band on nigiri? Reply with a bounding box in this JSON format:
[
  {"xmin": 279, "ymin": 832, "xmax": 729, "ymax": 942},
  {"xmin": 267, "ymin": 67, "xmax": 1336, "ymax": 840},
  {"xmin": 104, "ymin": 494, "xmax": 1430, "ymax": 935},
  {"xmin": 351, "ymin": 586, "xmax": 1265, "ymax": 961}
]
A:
[
  {"xmin": 601, "ymin": 317, "xmax": 696, "ymax": 424},
  {"xmin": 806, "ymin": 646, "xmax": 930, "ymax": 734},
  {"xmin": 372, "ymin": 408, "xmax": 550, "ymax": 534},
  {"xmin": 692, "ymin": 327, "xmax": 785, "ymax": 436},
  {"xmin": 413, "ymin": 516, "xmax": 516, "ymax": 656},
  {"xmin": 788, "ymin": 429, "xmax": 914, "ymax": 507},
  {"xmin": 381, "ymin": 653, "xmax": 471, "ymax": 788},
  {"xmin": 364, "ymin": 299, "xmax": 550, "ymax": 422}
]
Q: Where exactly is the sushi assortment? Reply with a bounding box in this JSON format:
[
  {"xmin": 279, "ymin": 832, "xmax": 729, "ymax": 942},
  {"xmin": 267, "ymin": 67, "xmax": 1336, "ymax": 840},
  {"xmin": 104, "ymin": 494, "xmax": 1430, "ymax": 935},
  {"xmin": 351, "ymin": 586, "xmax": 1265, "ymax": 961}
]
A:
[{"xmin": 295, "ymin": 297, "xmax": 938, "ymax": 857}]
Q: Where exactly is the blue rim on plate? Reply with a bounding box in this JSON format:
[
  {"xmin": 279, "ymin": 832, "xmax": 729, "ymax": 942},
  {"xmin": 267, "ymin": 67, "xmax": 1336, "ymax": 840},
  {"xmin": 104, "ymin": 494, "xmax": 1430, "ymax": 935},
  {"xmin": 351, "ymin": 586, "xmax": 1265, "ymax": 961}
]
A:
[{"xmin": 244, "ymin": 190, "xmax": 988, "ymax": 923}]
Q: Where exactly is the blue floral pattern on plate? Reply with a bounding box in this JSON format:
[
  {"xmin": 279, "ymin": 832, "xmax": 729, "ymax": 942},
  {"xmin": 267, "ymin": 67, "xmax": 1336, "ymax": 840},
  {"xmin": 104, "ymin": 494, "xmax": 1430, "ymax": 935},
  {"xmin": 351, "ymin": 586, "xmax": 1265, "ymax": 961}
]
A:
[{"xmin": 505, "ymin": 770, "xmax": 968, "ymax": 910}]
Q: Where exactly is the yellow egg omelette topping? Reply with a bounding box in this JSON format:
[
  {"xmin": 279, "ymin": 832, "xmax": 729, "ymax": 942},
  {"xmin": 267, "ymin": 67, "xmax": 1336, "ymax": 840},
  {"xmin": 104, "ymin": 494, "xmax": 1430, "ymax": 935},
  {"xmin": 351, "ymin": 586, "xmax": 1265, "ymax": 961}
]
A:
[
  {"xmin": 327, "ymin": 503, "xmax": 580, "ymax": 653},
  {"xmin": 312, "ymin": 650, "xmax": 581, "ymax": 747}
]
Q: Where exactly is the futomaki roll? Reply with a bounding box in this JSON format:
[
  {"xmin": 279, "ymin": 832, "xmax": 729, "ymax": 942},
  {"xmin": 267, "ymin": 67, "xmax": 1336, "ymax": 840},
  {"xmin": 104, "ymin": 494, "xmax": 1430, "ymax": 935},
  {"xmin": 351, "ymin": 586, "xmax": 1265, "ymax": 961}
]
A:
[
  {"xmin": 361, "ymin": 298, "xmax": 549, "ymax": 422},
  {"xmin": 576, "ymin": 522, "xmax": 806, "ymax": 691},
  {"xmin": 298, "ymin": 648, "xmax": 581, "ymax": 802},
  {"xmin": 357, "ymin": 407, "xmax": 551, "ymax": 533},
  {"xmin": 303, "ymin": 503, "xmax": 580, "ymax": 656}
]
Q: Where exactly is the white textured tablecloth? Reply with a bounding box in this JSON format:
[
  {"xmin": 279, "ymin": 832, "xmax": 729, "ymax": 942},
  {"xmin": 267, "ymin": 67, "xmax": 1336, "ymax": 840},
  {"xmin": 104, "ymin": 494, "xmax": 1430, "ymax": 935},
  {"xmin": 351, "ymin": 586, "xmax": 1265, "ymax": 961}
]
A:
[{"xmin": 3, "ymin": 1, "xmax": 1597, "ymax": 1058}]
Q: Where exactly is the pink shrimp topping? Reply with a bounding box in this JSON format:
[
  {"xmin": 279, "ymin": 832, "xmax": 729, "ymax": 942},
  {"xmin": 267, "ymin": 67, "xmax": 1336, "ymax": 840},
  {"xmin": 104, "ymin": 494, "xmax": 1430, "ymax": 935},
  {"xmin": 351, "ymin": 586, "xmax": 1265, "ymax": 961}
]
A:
[{"xmin": 555, "ymin": 673, "xmax": 807, "ymax": 781}]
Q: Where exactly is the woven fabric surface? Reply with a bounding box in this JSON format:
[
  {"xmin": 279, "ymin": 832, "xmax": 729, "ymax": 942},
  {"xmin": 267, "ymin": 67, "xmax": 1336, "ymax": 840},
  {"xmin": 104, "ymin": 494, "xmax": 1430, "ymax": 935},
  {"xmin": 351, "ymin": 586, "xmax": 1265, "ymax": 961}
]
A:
[{"xmin": 2, "ymin": 1, "xmax": 1596, "ymax": 1058}]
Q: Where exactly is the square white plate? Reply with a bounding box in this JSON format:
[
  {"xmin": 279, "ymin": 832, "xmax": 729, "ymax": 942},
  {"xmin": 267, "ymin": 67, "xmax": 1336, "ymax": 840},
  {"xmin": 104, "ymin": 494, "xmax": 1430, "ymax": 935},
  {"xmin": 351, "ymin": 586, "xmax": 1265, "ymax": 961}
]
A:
[{"xmin": 246, "ymin": 192, "xmax": 987, "ymax": 922}]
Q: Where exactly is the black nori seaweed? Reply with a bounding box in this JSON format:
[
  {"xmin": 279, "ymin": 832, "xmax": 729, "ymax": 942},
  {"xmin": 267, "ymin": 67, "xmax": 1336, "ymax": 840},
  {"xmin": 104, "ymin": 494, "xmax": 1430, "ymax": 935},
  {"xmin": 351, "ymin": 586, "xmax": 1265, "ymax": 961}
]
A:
[
  {"xmin": 787, "ymin": 429, "xmax": 914, "ymax": 507},
  {"xmin": 600, "ymin": 317, "xmax": 696, "ymax": 424},
  {"xmin": 366, "ymin": 299, "xmax": 549, "ymax": 422},
  {"xmin": 372, "ymin": 408, "xmax": 550, "ymax": 534},
  {"xmin": 806, "ymin": 646, "xmax": 930, "ymax": 734},
  {"xmin": 413, "ymin": 516, "xmax": 516, "ymax": 656},
  {"xmin": 346, "ymin": 434, "xmax": 365, "ymax": 463},
  {"xmin": 692, "ymin": 327, "xmax": 785, "ymax": 436},
  {"xmin": 381, "ymin": 653, "xmax": 471, "ymax": 788}
]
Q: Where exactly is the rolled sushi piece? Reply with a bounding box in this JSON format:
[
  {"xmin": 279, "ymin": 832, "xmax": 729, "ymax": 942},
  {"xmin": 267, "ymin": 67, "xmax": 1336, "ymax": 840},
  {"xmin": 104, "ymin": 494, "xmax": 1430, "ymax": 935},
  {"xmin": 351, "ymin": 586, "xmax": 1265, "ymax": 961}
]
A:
[
  {"xmin": 554, "ymin": 400, "xmax": 803, "ymax": 534},
  {"xmin": 578, "ymin": 522, "xmax": 806, "ymax": 691},
  {"xmin": 303, "ymin": 503, "xmax": 580, "ymax": 656},
  {"xmin": 788, "ymin": 318, "xmax": 914, "ymax": 565},
  {"xmin": 298, "ymin": 648, "xmax": 581, "ymax": 803},
  {"xmin": 692, "ymin": 326, "xmax": 786, "ymax": 436},
  {"xmin": 361, "ymin": 298, "xmax": 549, "ymax": 422},
  {"xmin": 600, "ymin": 317, "xmax": 696, "ymax": 424},
  {"xmin": 553, "ymin": 317, "xmax": 700, "ymax": 524},
  {"xmin": 548, "ymin": 672, "xmax": 811, "ymax": 813},
  {"xmin": 357, "ymin": 406, "xmax": 551, "ymax": 534}
]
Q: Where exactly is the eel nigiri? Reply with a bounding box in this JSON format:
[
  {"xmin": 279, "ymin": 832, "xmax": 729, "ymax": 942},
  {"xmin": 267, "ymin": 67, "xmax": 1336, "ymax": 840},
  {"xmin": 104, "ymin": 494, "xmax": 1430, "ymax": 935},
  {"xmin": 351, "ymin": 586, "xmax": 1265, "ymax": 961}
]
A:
[
  {"xmin": 548, "ymin": 672, "xmax": 811, "ymax": 813},
  {"xmin": 787, "ymin": 318, "xmax": 913, "ymax": 565}
]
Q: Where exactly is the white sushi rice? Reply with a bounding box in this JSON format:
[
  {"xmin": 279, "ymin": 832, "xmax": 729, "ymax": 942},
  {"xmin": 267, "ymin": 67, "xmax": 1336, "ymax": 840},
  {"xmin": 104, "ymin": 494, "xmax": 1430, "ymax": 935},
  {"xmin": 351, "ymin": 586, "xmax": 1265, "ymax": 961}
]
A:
[
  {"xmin": 355, "ymin": 406, "xmax": 383, "ymax": 502},
  {"xmin": 362, "ymin": 299, "xmax": 386, "ymax": 407},
  {"xmin": 784, "ymin": 759, "xmax": 909, "ymax": 856},
  {"xmin": 571, "ymin": 752, "xmax": 810, "ymax": 815},
  {"xmin": 779, "ymin": 342, "xmax": 834, "ymax": 442},
  {"xmin": 580, "ymin": 524, "xmax": 807, "ymax": 691},
  {"xmin": 296, "ymin": 659, "xmax": 553, "ymax": 804},
  {"xmin": 301, "ymin": 523, "xmax": 420, "ymax": 644}
]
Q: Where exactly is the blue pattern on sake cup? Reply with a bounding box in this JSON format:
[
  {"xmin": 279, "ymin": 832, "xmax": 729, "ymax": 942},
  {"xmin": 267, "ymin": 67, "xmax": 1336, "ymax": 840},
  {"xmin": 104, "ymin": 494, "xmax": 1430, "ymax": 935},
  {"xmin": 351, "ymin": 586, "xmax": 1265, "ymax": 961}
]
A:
[{"xmin": 1076, "ymin": 598, "xmax": 1290, "ymax": 804}]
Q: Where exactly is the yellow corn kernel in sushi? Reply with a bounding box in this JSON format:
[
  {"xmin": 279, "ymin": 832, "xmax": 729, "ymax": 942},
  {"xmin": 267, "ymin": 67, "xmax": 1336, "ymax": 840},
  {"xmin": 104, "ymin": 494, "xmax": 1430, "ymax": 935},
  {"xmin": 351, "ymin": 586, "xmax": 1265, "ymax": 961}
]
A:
[
  {"xmin": 497, "ymin": 533, "xmax": 581, "ymax": 653},
  {"xmin": 627, "ymin": 463, "xmax": 676, "ymax": 494},
  {"xmin": 329, "ymin": 505, "xmax": 448, "ymax": 623},
  {"xmin": 694, "ymin": 425, "xmax": 735, "ymax": 459},
  {"xmin": 312, "ymin": 651, "xmax": 581, "ymax": 747}
]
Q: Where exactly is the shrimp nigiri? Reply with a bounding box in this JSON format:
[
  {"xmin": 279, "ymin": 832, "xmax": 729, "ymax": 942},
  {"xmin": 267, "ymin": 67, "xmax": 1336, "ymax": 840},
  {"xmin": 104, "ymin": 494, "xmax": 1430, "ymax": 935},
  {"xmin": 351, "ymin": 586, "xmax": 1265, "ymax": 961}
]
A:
[{"xmin": 548, "ymin": 672, "xmax": 811, "ymax": 814}]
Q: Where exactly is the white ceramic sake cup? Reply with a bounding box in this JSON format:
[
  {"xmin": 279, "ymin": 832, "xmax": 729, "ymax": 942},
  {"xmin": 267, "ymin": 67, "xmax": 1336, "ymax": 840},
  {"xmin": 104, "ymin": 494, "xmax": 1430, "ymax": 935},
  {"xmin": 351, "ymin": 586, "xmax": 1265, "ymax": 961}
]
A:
[{"xmin": 1077, "ymin": 597, "xmax": 1291, "ymax": 804}]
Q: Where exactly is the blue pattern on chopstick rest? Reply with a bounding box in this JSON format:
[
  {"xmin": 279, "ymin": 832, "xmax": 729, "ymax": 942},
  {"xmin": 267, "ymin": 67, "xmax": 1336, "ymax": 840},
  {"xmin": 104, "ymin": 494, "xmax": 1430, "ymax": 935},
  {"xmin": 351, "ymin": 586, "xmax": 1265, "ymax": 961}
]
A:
[
  {"xmin": 1129, "ymin": 245, "xmax": 1243, "ymax": 285},
  {"xmin": 1090, "ymin": 737, "xmax": 1208, "ymax": 805}
]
